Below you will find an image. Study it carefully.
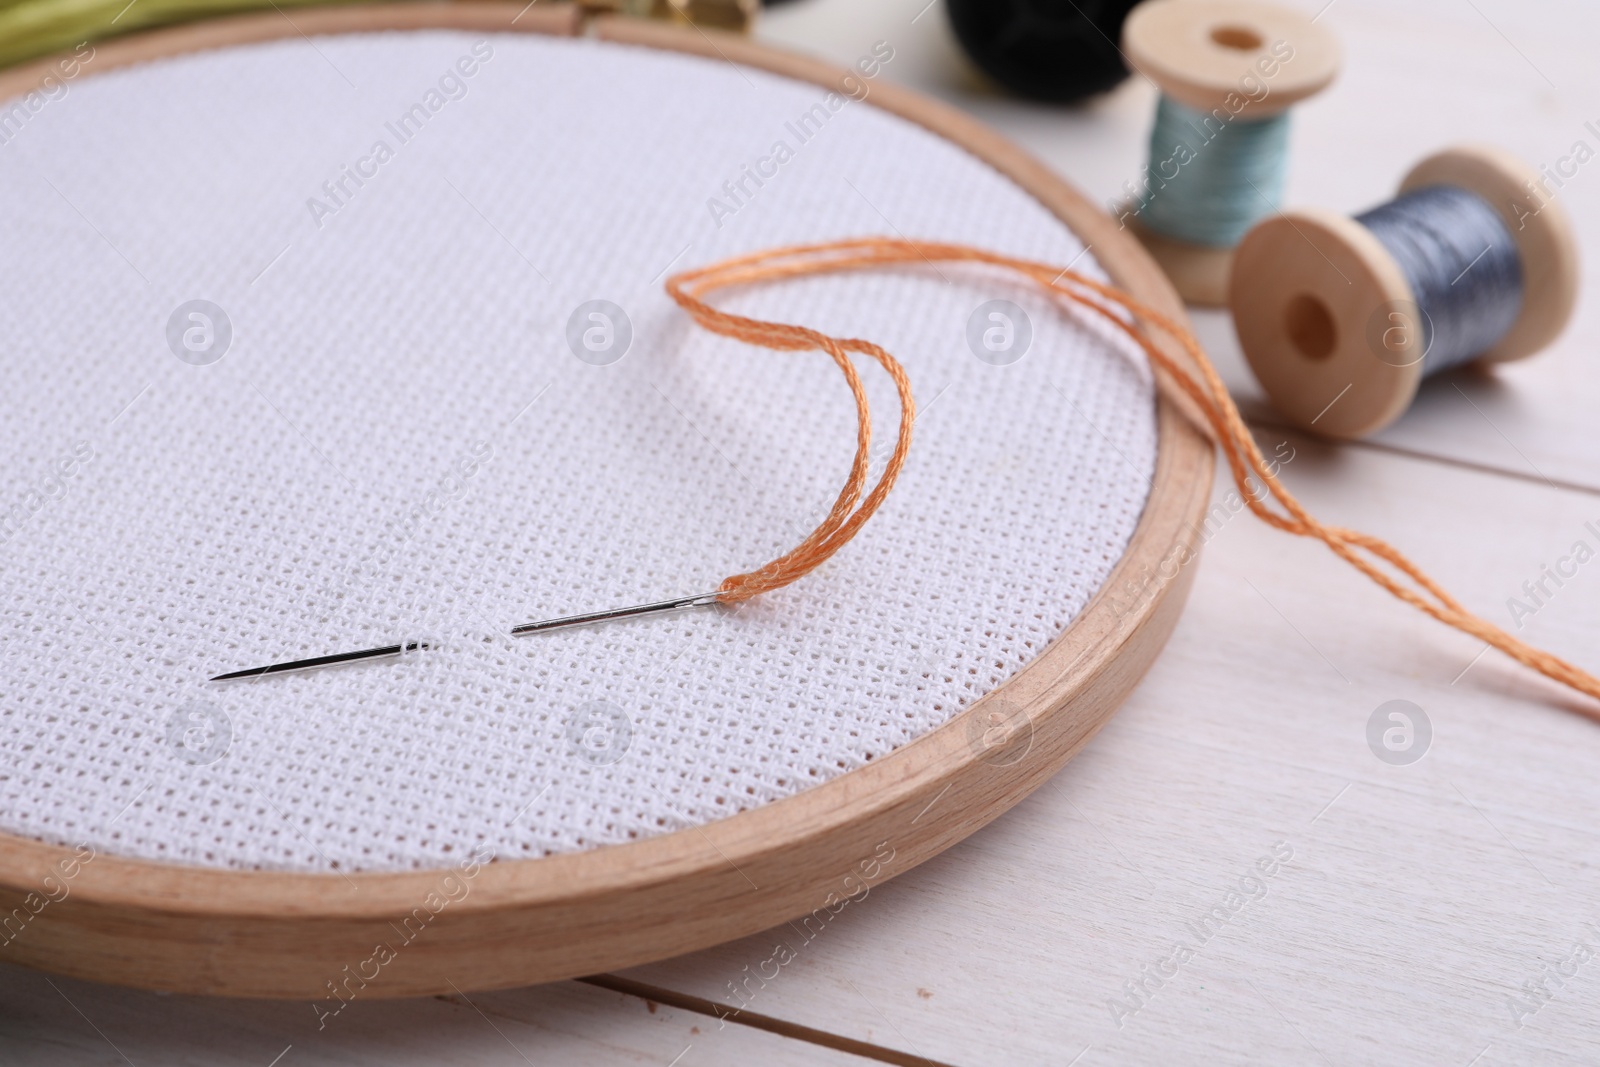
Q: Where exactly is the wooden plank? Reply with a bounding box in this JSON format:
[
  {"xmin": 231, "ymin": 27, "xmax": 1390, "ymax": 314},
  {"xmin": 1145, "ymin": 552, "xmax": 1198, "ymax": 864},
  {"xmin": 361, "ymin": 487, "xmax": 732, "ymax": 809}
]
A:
[
  {"xmin": 621, "ymin": 427, "xmax": 1600, "ymax": 1065},
  {"xmin": 0, "ymin": 963, "xmax": 887, "ymax": 1066},
  {"xmin": 760, "ymin": 0, "xmax": 1600, "ymax": 492}
]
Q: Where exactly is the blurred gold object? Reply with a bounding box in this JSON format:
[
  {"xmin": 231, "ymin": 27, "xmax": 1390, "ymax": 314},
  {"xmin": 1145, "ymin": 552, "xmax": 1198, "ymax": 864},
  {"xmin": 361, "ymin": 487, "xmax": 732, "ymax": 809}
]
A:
[{"xmin": 582, "ymin": 0, "xmax": 759, "ymax": 33}]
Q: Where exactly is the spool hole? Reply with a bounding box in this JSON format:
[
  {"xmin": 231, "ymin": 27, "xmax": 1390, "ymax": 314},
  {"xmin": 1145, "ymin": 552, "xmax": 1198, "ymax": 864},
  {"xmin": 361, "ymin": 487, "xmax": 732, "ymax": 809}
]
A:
[
  {"xmin": 1210, "ymin": 25, "xmax": 1264, "ymax": 51},
  {"xmin": 1285, "ymin": 293, "xmax": 1337, "ymax": 361}
]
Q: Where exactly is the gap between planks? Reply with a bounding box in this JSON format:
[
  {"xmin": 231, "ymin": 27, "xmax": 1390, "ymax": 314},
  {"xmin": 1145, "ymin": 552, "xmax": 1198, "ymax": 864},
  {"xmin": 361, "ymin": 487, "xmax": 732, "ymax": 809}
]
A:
[
  {"xmin": 580, "ymin": 975, "xmax": 958, "ymax": 1067},
  {"xmin": 1243, "ymin": 415, "xmax": 1600, "ymax": 501}
]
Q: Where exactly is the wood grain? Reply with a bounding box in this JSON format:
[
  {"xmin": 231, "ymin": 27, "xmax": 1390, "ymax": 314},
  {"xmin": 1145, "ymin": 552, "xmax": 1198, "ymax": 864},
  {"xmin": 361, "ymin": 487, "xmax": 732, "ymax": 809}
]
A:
[{"xmin": 0, "ymin": 2, "xmax": 1214, "ymax": 999}]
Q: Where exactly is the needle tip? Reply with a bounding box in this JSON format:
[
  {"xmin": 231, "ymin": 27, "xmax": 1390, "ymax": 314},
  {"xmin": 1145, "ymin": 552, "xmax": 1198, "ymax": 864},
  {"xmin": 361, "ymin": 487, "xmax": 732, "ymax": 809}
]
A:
[{"xmin": 209, "ymin": 640, "xmax": 433, "ymax": 682}]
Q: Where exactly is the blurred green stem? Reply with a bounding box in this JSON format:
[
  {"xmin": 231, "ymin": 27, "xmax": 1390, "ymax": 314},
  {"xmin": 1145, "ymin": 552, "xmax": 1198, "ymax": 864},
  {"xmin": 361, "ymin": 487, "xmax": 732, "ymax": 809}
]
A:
[{"xmin": 0, "ymin": 0, "xmax": 380, "ymax": 70}]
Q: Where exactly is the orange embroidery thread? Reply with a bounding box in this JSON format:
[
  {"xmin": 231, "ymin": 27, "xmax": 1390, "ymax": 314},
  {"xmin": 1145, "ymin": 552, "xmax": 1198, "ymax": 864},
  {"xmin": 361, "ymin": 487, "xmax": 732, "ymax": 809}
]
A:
[
  {"xmin": 666, "ymin": 247, "xmax": 917, "ymax": 604},
  {"xmin": 669, "ymin": 237, "xmax": 1600, "ymax": 712}
]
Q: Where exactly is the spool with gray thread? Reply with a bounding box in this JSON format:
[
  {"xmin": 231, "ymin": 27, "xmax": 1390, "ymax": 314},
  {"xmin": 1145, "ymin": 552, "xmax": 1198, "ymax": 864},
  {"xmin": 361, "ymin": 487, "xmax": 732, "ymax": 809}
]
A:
[
  {"xmin": 1229, "ymin": 145, "xmax": 1579, "ymax": 439},
  {"xmin": 1356, "ymin": 185, "xmax": 1523, "ymax": 376}
]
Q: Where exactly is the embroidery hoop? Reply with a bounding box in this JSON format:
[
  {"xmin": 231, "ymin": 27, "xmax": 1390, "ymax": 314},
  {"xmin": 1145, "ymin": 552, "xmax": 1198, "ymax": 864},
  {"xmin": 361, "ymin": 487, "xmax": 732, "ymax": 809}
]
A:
[{"xmin": 0, "ymin": 3, "xmax": 1213, "ymax": 997}]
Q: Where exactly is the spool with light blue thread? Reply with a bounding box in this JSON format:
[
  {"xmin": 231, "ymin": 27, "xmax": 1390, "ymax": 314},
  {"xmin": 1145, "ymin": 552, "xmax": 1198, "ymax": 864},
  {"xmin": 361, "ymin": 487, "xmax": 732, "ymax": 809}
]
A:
[
  {"xmin": 1230, "ymin": 145, "xmax": 1580, "ymax": 439},
  {"xmin": 1136, "ymin": 97, "xmax": 1291, "ymax": 248},
  {"xmin": 1121, "ymin": 0, "xmax": 1341, "ymax": 305}
]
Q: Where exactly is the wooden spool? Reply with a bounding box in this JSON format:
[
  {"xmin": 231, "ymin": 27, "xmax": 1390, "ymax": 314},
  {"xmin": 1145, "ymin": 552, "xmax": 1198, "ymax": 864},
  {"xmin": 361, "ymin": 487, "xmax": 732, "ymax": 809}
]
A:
[
  {"xmin": 1229, "ymin": 145, "xmax": 1580, "ymax": 439},
  {"xmin": 1122, "ymin": 0, "xmax": 1341, "ymax": 306},
  {"xmin": 0, "ymin": 3, "xmax": 1212, "ymax": 998}
]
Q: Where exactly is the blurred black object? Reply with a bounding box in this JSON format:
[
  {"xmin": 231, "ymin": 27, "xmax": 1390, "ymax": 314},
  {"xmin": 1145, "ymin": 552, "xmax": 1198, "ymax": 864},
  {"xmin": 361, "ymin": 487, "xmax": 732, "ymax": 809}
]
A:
[{"xmin": 946, "ymin": 0, "xmax": 1145, "ymax": 103}]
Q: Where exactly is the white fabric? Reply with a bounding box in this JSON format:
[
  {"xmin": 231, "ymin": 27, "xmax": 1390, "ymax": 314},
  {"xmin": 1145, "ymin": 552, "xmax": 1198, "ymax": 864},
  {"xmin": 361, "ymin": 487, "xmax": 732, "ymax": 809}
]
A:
[{"xmin": 0, "ymin": 30, "xmax": 1157, "ymax": 872}]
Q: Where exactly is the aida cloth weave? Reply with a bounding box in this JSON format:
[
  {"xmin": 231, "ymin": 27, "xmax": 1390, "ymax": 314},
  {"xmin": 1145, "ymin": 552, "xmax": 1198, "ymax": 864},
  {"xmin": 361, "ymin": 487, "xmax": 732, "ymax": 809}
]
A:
[{"xmin": 0, "ymin": 30, "xmax": 1158, "ymax": 872}]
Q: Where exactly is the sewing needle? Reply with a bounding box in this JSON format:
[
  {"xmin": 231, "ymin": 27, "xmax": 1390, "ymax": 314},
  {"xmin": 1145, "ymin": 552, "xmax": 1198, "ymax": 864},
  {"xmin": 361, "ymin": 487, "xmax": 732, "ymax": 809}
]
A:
[
  {"xmin": 210, "ymin": 593, "xmax": 723, "ymax": 681},
  {"xmin": 210, "ymin": 640, "xmax": 432, "ymax": 681},
  {"xmin": 509, "ymin": 591, "xmax": 722, "ymax": 634}
]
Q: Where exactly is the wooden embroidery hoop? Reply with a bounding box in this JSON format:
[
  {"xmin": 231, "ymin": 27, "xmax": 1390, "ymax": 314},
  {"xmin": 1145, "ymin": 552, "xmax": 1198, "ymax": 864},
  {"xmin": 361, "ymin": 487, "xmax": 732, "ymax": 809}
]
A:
[{"xmin": 0, "ymin": 2, "xmax": 1213, "ymax": 998}]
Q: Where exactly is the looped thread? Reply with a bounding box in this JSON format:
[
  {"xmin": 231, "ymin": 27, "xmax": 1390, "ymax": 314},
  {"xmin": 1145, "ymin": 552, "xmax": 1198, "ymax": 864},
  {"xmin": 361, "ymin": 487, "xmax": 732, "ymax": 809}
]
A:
[
  {"xmin": 666, "ymin": 247, "xmax": 916, "ymax": 602},
  {"xmin": 668, "ymin": 237, "xmax": 1600, "ymax": 715}
]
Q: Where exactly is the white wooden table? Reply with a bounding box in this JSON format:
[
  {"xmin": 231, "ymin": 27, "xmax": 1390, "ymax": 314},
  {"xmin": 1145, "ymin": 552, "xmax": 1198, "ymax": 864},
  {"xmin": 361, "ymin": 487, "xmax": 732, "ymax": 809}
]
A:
[{"xmin": 6, "ymin": 0, "xmax": 1600, "ymax": 1063}]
